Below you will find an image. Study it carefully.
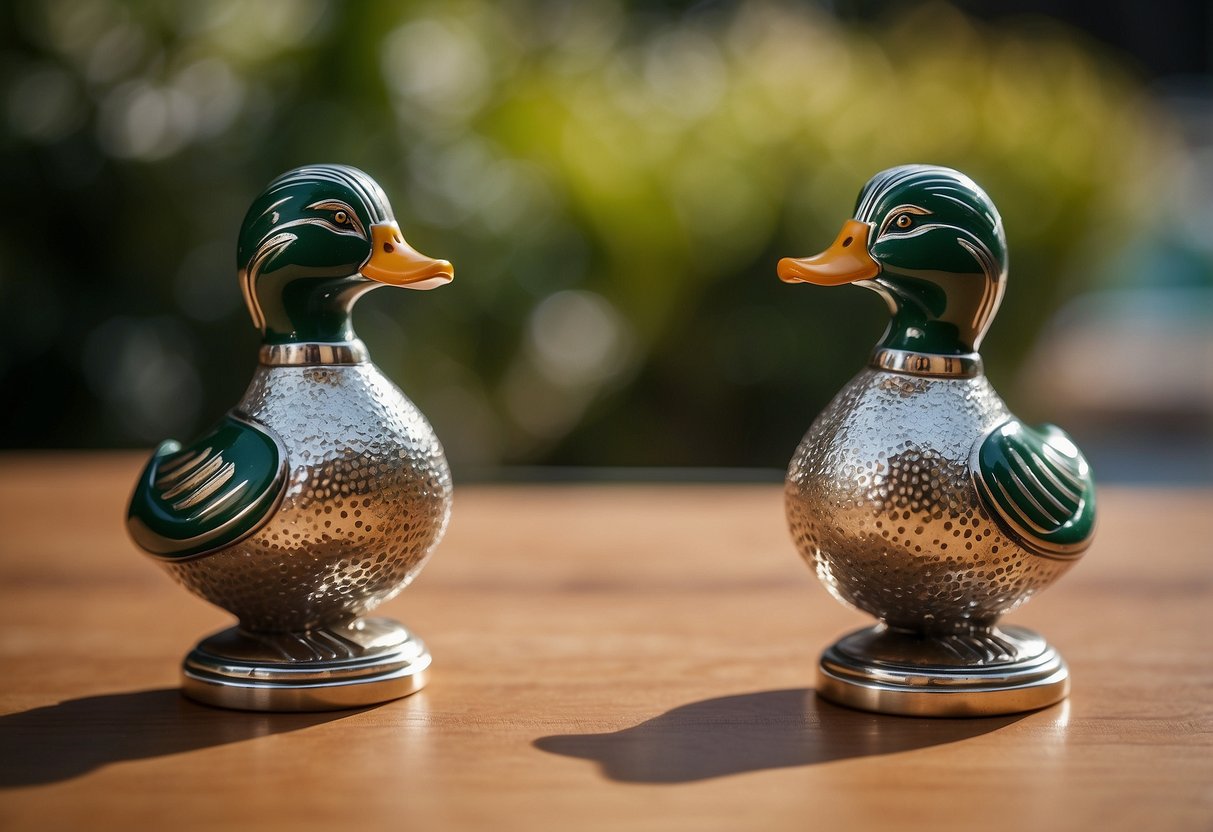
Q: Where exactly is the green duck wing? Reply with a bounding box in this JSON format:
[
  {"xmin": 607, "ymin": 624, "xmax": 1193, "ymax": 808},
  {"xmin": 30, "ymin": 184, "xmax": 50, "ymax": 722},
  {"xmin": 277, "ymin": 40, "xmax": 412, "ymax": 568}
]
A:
[
  {"xmin": 127, "ymin": 413, "xmax": 288, "ymax": 559},
  {"xmin": 971, "ymin": 419, "xmax": 1096, "ymax": 558}
]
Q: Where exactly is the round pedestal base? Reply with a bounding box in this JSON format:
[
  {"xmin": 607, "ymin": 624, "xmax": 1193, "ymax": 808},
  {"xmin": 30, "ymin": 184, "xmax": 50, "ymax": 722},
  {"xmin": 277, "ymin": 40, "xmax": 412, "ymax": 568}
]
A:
[
  {"xmin": 816, "ymin": 624, "xmax": 1068, "ymax": 717},
  {"xmin": 182, "ymin": 617, "xmax": 430, "ymax": 712}
]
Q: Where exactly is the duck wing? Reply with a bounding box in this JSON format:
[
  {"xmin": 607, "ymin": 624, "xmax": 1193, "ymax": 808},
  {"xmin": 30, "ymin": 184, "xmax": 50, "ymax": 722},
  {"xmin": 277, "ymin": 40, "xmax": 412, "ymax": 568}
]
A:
[
  {"xmin": 971, "ymin": 419, "xmax": 1096, "ymax": 558},
  {"xmin": 127, "ymin": 413, "xmax": 288, "ymax": 559}
]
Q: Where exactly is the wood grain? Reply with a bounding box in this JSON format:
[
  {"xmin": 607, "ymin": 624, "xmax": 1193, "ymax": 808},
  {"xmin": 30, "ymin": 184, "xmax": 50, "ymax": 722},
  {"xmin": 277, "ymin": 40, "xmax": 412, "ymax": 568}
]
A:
[{"xmin": 0, "ymin": 453, "xmax": 1210, "ymax": 831}]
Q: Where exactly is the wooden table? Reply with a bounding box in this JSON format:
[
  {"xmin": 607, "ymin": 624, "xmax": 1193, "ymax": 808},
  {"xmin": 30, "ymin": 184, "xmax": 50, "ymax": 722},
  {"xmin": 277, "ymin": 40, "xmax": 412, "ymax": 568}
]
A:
[{"xmin": 1, "ymin": 453, "xmax": 1210, "ymax": 831}]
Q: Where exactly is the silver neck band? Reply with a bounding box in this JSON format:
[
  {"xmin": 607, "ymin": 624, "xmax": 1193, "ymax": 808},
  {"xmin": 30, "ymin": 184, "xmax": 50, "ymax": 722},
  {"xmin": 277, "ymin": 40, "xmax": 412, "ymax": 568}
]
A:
[
  {"xmin": 870, "ymin": 347, "xmax": 983, "ymax": 378},
  {"xmin": 259, "ymin": 340, "xmax": 369, "ymax": 367}
]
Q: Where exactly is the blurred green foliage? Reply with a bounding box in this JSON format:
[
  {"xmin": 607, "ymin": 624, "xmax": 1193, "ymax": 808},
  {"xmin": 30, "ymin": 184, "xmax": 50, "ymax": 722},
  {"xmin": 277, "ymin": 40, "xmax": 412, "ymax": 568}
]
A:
[{"xmin": 0, "ymin": 0, "xmax": 1182, "ymax": 468}]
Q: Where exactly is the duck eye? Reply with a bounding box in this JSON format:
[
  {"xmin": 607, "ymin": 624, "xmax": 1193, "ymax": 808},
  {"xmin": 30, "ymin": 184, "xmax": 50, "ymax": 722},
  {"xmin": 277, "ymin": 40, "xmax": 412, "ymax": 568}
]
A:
[
  {"xmin": 895, "ymin": 213, "xmax": 913, "ymax": 229},
  {"xmin": 334, "ymin": 210, "xmax": 349, "ymax": 225}
]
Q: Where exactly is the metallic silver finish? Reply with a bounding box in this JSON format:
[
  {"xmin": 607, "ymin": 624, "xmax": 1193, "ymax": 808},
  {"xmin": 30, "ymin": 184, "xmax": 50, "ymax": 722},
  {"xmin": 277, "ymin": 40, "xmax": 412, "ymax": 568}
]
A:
[
  {"xmin": 787, "ymin": 367, "xmax": 1073, "ymax": 631},
  {"xmin": 259, "ymin": 339, "xmax": 369, "ymax": 366},
  {"xmin": 869, "ymin": 348, "xmax": 982, "ymax": 378},
  {"xmin": 817, "ymin": 624, "xmax": 1068, "ymax": 717},
  {"xmin": 162, "ymin": 360, "xmax": 452, "ymax": 633},
  {"xmin": 787, "ymin": 366, "xmax": 1077, "ymax": 715},
  {"xmin": 182, "ymin": 617, "xmax": 430, "ymax": 711}
]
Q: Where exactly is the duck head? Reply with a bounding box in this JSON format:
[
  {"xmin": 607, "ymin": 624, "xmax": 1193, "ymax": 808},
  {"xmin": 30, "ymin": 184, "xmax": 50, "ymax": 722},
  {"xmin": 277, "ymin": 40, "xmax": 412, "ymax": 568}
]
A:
[
  {"xmin": 778, "ymin": 165, "xmax": 1007, "ymax": 355},
  {"xmin": 237, "ymin": 164, "xmax": 453, "ymax": 344}
]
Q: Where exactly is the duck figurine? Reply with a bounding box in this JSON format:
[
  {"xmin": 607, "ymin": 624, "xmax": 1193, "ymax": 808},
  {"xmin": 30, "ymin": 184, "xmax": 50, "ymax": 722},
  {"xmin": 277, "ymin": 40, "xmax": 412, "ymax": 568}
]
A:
[
  {"xmin": 127, "ymin": 164, "xmax": 454, "ymax": 711},
  {"xmin": 778, "ymin": 164, "xmax": 1096, "ymax": 716}
]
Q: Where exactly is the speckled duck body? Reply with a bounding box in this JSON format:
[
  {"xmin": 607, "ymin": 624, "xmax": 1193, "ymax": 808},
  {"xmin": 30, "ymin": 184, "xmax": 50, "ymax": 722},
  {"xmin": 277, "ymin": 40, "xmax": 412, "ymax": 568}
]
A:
[
  {"xmin": 786, "ymin": 366, "xmax": 1071, "ymax": 634},
  {"xmin": 163, "ymin": 360, "xmax": 452, "ymax": 632}
]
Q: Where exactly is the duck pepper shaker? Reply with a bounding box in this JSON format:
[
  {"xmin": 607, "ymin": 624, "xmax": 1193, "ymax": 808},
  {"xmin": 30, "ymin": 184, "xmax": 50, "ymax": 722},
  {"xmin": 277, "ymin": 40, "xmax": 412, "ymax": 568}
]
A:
[
  {"xmin": 778, "ymin": 165, "xmax": 1095, "ymax": 716},
  {"xmin": 127, "ymin": 164, "xmax": 454, "ymax": 711}
]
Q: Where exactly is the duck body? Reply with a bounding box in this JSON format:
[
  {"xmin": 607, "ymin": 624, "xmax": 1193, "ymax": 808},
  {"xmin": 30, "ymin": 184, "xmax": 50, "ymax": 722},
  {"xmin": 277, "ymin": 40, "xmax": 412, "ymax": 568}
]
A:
[
  {"xmin": 787, "ymin": 365, "xmax": 1071, "ymax": 634},
  {"xmin": 155, "ymin": 357, "xmax": 451, "ymax": 633}
]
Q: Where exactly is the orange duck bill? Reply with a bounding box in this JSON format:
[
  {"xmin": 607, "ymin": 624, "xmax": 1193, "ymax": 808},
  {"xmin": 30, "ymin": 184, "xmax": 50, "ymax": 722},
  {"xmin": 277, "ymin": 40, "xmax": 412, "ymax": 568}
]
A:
[
  {"xmin": 777, "ymin": 219, "xmax": 879, "ymax": 285},
  {"xmin": 360, "ymin": 223, "xmax": 454, "ymax": 290}
]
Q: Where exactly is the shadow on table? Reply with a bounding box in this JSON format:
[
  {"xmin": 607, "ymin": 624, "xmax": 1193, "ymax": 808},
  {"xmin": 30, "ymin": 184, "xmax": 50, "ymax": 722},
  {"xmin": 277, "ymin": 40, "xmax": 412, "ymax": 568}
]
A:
[
  {"xmin": 0, "ymin": 688, "xmax": 361, "ymax": 788},
  {"xmin": 534, "ymin": 688, "xmax": 1024, "ymax": 783}
]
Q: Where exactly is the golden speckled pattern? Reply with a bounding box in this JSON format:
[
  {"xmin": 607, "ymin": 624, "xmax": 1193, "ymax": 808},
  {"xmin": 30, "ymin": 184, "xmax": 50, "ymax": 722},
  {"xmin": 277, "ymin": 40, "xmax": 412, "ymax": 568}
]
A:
[
  {"xmin": 786, "ymin": 368, "xmax": 1071, "ymax": 633},
  {"xmin": 163, "ymin": 362, "xmax": 451, "ymax": 632}
]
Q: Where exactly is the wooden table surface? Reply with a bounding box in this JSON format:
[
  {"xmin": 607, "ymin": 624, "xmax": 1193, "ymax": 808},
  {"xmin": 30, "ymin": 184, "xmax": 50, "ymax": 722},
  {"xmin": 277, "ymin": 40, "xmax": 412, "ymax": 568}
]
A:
[{"xmin": 0, "ymin": 453, "xmax": 1210, "ymax": 831}]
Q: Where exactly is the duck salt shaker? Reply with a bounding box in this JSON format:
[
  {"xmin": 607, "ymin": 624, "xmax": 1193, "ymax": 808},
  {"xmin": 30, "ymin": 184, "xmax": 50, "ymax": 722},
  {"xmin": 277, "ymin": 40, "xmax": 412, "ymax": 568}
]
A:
[
  {"xmin": 778, "ymin": 165, "xmax": 1096, "ymax": 716},
  {"xmin": 128, "ymin": 164, "xmax": 454, "ymax": 711}
]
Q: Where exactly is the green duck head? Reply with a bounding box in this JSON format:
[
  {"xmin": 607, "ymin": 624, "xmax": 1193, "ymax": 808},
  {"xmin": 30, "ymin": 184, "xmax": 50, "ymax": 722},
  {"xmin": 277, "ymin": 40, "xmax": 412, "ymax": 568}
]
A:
[
  {"xmin": 778, "ymin": 165, "xmax": 1007, "ymax": 355},
  {"xmin": 236, "ymin": 164, "xmax": 453, "ymax": 345}
]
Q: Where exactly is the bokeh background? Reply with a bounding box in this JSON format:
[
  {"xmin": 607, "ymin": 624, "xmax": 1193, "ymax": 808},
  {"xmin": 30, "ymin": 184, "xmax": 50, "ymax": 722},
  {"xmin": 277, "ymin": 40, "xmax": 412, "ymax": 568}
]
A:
[{"xmin": 2, "ymin": 0, "xmax": 1210, "ymax": 481}]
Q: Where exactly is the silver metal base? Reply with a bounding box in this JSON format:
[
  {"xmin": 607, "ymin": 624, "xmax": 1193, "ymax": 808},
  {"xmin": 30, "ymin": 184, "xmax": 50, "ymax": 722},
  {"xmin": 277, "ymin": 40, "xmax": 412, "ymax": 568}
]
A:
[
  {"xmin": 182, "ymin": 617, "xmax": 430, "ymax": 712},
  {"xmin": 816, "ymin": 624, "xmax": 1069, "ymax": 717}
]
